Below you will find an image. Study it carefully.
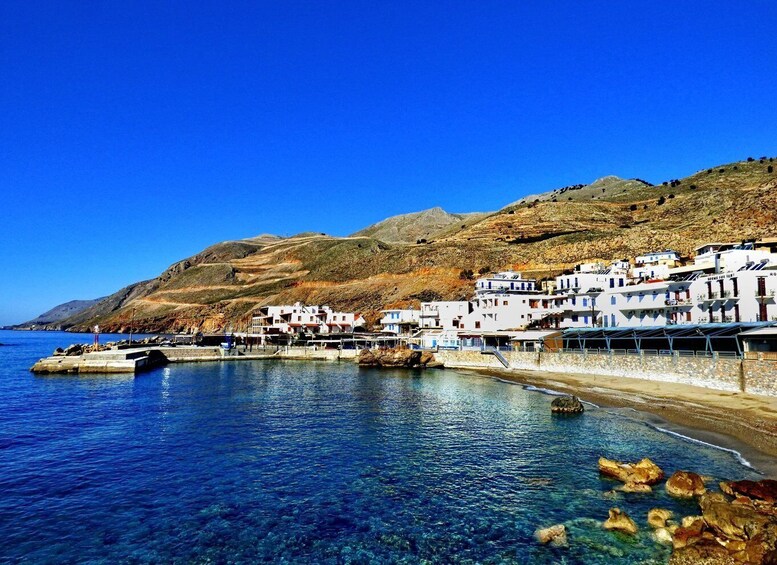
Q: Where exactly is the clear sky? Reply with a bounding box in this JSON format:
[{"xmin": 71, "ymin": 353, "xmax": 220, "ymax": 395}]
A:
[{"xmin": 2, "ymin": 1, "xmax": 776, "ymax": 325}]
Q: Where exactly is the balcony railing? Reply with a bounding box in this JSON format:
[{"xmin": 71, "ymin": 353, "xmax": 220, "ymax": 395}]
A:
[{"xmin": 697, "ymin": 291, "xmax": 735, "ymax": 301}]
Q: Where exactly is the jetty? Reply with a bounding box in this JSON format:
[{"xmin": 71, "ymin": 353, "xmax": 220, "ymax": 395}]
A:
[{"xmin": 30, "ymin": 345, "xmax": 357, "ymax": 375}]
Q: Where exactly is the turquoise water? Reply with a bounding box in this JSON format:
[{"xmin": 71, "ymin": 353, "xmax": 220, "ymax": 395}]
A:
[{"xmin": 0, "ymin": 330, "xmax": 762, "ymax": 563}]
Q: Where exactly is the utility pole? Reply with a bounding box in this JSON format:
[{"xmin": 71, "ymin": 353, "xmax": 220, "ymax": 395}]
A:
[{"xmin": 129, "ymin": 308, "xmax": 136, "ymax": 345}]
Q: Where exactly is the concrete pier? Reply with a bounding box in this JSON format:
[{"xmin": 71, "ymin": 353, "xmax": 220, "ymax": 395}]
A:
[{"xmin": 30, "ymin": 345, "xmax": 358, "ymax": 375}]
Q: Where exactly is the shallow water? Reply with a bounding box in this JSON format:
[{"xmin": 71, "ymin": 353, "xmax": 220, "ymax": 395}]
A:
[{"xmin": 0, "ymin": 330, "xmax": 761, "ymax": 563}]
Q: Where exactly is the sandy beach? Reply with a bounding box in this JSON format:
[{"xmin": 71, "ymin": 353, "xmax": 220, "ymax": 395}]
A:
[{"xmin": 466, "ymin": 366, "xmax": 777, "ymax": 476}]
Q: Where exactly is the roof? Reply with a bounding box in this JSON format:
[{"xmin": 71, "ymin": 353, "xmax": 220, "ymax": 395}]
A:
[
  {"xmin": 562, "ymin": 322, "xmax": 773, "ymax": 340},
  {"xmin": 739, "ymin": 326, "xmax": 777, "ymax": 338},
  {"xmin": 509, "ymin": 330, "xmax": 563, "ymax": 341}
]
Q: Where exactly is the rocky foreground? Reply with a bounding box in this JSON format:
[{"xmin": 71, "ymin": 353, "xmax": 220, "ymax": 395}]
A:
[{"xmin": 537, "ymin": 456, "xmax": 777, "ymax": 563}]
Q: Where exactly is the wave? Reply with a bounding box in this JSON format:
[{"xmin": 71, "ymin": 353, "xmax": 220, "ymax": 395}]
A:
[{"xmin": 650, "ymin": 424, "xmax": 756, "ymax": 471}]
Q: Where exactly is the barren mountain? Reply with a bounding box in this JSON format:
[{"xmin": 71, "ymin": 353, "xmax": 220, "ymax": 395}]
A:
[{"xmin": 37, "ymin": 157, "xmax": 777, "ymax": 334}]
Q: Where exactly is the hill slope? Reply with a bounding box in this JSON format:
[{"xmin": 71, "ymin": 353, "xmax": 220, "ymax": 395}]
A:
[
  {"xmin": 12, "ymin": 299, "xmax": 105, "ymax": 329},
  {"xmin": 351, "ymin": 207, "xmax": 487, "ymax": 243},
  {"xmin": 47, "ymin": 156, "xmax": 777, "ymax": 334}
]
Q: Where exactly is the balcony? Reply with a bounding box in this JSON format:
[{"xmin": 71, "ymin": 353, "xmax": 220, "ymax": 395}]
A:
[
  {"xmin": 664, "ymin": 299, "xmax": 692, "ymax": 307},
  {"xmin": 697, "ymin": 291, "xmax": 738, "ymax": 302},
  {"xmin": 755, "ymin": 290, "xmax": 776, "ymax": 301}
]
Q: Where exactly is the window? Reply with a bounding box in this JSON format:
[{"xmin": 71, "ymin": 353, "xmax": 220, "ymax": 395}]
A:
[
  {"xmin": 503, "ymin": 300, "xmax": 508, "ymax": 306},
  {"xmin": 583, "ymin": 315, "xmax": 589, "ymax": 324},
  {"xmin": 475, "ymin": 321, "xmax": 481, "ymax": 329},
  {"xmin": 609, "ymin": 279, "xmax": 615, "ymax": 288},
  {"xmin": 571, "ymin": 314, "xmax": 579, "ymax": 322},
  {"xmin": 582, "ymin": 298, "xmax": 588, "ymax": 307},
  {"xmin": 611, "ymin": 314, "xmax": 616, "ymax": 326},
  {"xmin": 619, "ymin": 279, "xmax": 624, "ymax": 287},
  {"xmin": 610, "ymin": 296, "xmax": 616, "ymax": 305}
]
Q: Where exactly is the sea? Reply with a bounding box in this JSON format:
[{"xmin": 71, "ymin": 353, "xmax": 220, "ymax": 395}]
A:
[{"xmin": 0, "ymin": 329, "xmax": 762, "ymax": 564}]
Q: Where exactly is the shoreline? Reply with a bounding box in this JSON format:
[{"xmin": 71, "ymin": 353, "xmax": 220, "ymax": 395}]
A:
[{"xmin": 458, "ymin": 365, "xmax": 777, "ymax": 476}]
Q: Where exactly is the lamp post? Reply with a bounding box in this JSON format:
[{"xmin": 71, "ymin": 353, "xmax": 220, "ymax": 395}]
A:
[{"xmin": 129, "ymin": 308, "xmax": 136, "ymax": 345}]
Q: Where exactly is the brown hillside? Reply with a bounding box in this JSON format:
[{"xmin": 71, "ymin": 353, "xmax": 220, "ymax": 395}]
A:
[{"xmin": 61, "ymin": 157, "xmax": 777, "ymax": 333}]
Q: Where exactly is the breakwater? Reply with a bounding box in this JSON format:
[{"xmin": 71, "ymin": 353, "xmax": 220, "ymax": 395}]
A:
[{"xmin": 435, "ymin": 349, "xmax": 777, "ymax": 397}]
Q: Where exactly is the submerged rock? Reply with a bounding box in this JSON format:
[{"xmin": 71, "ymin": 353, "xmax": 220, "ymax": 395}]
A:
[
  {"xmin": 535, "ymin": 524, "xmax": 567, "ymax": 546},
  {"xmin": 666, "ymin": 471, "xmax": 707, "ymax": 498},
  {"xmin": 603, "ymin": 508, "xmax": 638, "ymax": 535},
  {"xmin": 550, "ymin": 395, "xmax": 584, "ymax": 414},
  {"xmin": 598, "ymin": 457, "xmax": 664, "ymax": 486},
  {"xmin": 618, "ymin": 482, "xmax": 652, "ymax": 493}
]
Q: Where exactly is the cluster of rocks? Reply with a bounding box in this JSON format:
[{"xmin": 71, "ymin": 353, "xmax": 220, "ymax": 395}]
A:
[
  {"xmin": 52, "ymin": 336, "xmax": 166, "ymax": 357},
  {"xmin": 53, "ymin": 343, "xmax": 106, "ymax": 356},
  {"xmin": 550, "ymin": 395, "xmax": 585, "ymax": 414},
  {"xmin": 357, "ymin": 348, "xmax": 443, "ymax": 369},
  {"xmin": 535, "ymin": 457, "xmax": 777, "ymax": 563}
]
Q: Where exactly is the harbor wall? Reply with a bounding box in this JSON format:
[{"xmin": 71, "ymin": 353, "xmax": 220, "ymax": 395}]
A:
[{"xmin": 434, "ymin": 350, "xmax": 772, "ymax": 395}]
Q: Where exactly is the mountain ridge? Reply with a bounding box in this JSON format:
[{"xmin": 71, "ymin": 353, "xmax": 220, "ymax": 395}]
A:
[{"xmin": 17, "ymin": 156, "xmax": 777, "ymax": 333}]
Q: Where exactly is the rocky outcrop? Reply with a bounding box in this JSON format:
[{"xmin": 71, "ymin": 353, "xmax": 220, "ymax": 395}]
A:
[
  {"xmin": 603, "ymin": 508, "xmax": 638, "ymax": 535},
  {"xmin": 598, "ymin": 457, "xmax": 664, "ymax": 486},
  {"xmin": 721, "ymin": 480, "xmax": 777, "ymax": 505},
  {"xmin": 667, "ymin": 490, "xmax": 777, "ymax": 564},
  {"xmin": 534, "ymin": 524, "xmax": 567, "ymax": 546},
  {"xmin": 550, "ymin": 395, "xmax": 584, "ymax": 414},
  {"xmin": 666, "ymin": 471, "xmax": 707, "ymax": 498},
  {"xmin": 357, "ymin": 348, "xmax": 439, "ymax": 369}
]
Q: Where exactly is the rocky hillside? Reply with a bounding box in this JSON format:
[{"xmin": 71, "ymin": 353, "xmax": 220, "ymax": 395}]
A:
[
  {"xmin": 40, "ymin": 156, "xmax": 777, "ymax": 334},
  {"xmin": 351, "ymin": 207, "xmax": 487, "ymax": 243}
]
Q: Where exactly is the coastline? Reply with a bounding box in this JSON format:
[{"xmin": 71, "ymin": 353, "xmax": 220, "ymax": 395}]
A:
[{"xmin": 459, "ymin": 365, "xmax": 777, "ymax": 476}]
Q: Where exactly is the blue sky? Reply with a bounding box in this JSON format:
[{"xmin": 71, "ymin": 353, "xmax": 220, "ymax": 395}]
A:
[{"xmin": 1, "ymin": 1, "xmax": 776, "ymax": 325}]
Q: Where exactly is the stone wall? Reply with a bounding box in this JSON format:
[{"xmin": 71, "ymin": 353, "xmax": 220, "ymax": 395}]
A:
[{"xmin": 435, "ymin": 350, "xmax": 770, "ymax": 395}]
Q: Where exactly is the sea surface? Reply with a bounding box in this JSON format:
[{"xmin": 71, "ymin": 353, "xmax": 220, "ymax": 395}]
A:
[{"xmin": 0, "ymin": 330, "xmax": 761, "ymax": 564}]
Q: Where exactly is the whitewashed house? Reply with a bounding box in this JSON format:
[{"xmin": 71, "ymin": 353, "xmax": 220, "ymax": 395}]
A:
[
  {"xmin": 251, "ymin": 303, "xmax": 364, "ymax": 336},
  {"xmin": 379, "ymin": 309, "xmax": 420, "ymax": 335},
  {"xmin": 419, "ymin": 301, "xmax": 469, "ymax": 330},
  {"xmin": 460, "ymin": 271, "xmax": 565, "ymax": 332}
]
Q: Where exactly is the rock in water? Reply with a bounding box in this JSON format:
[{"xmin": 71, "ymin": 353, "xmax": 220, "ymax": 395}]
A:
[
  {"xmin": 648, "ymin": 508, "xmax": 673, "ymax": 529},
  {"xmin": 535, "ymin": 524, "xmax": 567, "ymax": 546},
  {"xmin": 603, "ymin": 508, "xmax": 638, "ymax": 535},
  {"xmin": 550, "ymin": 395, "xmax": 584, "ymax": 414},
  {"xmin": 357, "ymin": 348, "xmax": 437, "ymax": 368},
  {"xmin": 666, "ymin": 471, "xmax": 707, "ymax": 498},
  {"xmin": 598, "ymin": 457, "xmax": 664, "ymax": 486}
]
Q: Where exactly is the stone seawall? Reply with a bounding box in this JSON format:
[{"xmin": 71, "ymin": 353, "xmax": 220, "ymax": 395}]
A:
[{"xmin": 435, "ymin": 350, "xmax": 777, "ymax": 396}]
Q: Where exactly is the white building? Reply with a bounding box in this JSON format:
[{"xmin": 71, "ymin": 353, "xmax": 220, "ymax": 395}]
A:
[
  {"xmin": 462, "ymin": 271, "xmax": 565, "ymax": 332},
  {"xmin": 251, "ymin": 303, "xmax": 365, "ymax": 335},
  {"xmin": 419, "ymin": 301, "xmax": 469, "ymax": 330},
  {"xmin": 380, "ymin": 309, "xmax": 420, "ymax": 335}
]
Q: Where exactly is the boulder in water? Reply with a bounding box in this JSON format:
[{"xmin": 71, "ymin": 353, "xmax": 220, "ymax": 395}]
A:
[
  {"xmin": 666, "ymin": 471, "xmax": 707, "ymax": 498},
  {"xmin": 535, "ymin": 524, "xmax": 567, "ymax": 546},
  {"xmin": 550, "ymin": 395, "xmax": 584, "ymax": 414},
  {"xmin": 598, "ymin": 457, "xmax": 664, "ymax": 486},
  {"xmin": 648, "ymin": 508, "xmax": 674, "ymax": 529},
  {"xmin": 357, "ymin": 348, "xmax": 436, "ymax": 368},
  {"xmin": 603, "ymin": 508, "xmax": 638, "ymax": 535}
]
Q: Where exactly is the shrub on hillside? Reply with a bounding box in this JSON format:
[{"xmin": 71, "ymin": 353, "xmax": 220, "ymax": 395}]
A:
[
  {"xmin": 459, "ymin": 269, "xmax": 474, "ymax": 280},
  {"xmin": 657, "ymin": 196, "xmax": 666, "ymax": 205}
]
